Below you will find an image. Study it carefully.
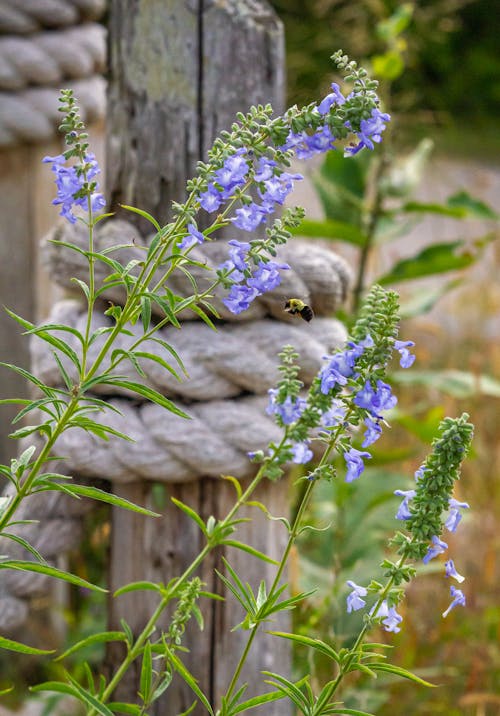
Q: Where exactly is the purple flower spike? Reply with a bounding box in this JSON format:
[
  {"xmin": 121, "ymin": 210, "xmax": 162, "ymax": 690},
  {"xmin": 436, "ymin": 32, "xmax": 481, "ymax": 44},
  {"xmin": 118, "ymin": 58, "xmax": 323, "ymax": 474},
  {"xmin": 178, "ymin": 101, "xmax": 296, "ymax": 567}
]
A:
[{"xmin": 442, "ymin": 585, "xmax": 466, "ymax": 618}]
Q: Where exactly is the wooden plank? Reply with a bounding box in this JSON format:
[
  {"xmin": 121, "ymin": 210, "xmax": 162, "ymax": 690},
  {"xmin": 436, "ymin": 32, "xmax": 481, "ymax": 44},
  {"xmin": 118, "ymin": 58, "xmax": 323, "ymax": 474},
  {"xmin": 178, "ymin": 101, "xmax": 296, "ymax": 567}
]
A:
[{"xmin": 105, "ymin": 1, "xmax": 289, "ymax": 712}]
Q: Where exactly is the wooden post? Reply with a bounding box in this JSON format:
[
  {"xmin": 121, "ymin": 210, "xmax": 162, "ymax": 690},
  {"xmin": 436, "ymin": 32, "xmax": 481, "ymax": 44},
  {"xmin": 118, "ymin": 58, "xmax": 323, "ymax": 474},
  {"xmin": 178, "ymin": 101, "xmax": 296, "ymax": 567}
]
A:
[{"xmin": 105, "ymin": 2, "xmax": 289, "ymax": 713}]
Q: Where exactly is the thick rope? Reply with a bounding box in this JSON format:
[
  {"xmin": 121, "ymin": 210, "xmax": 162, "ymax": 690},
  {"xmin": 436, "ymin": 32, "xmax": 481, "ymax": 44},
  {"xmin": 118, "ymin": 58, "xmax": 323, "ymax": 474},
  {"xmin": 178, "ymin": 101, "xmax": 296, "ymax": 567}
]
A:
[
  {"xmin": 0, "ymin": 24, "xmax": 106, "ymax": 91},
  {"xmin": 0, "ymin": 0, "xmax": 105, "ymax": 35},
  {"xmin": 0, "ymin": 75, "xmax": 105, "ymax": 147},
  {"xmin": 32, "ymin": 302, "xmax": 347, "ymax": 401},
  {"xmin": 41, "ymin": 218, "xmax": 353, "ymax": 320}
]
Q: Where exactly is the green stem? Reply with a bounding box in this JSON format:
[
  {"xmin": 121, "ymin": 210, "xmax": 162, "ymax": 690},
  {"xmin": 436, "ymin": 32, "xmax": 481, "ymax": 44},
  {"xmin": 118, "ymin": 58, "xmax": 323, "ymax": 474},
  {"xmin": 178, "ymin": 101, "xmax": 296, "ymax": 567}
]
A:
[
  {"xmin": 223, "ymin": 419, "xmax": 348, "ymax": 706},
  {"xmin": 353, "ymin": 154, "xmax": 388, "ymax": 314}
]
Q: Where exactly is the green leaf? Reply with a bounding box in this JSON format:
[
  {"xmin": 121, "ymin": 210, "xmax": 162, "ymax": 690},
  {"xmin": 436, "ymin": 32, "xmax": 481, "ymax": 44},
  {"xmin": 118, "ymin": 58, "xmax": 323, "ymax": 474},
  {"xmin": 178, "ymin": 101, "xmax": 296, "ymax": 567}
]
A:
[
  {"xmin": 120, "ymin": 204, "xmax": 161, "ymax": 232},
  {"xmin": 292, "ymin": 218, "xmax": 367, "ymax": 246},
  {"xmin": 189, "ymin": 303, "xmax": 217, "ymax": 330},
  {"xmin": 151, "ymin": 296, "xmax": 181, "ymax": 328},
  {"xmin": 399, "ymin": 278, "xmax": 462, "ymax": 318},
  {"xmin": 221, "ymin": 540, "xmax": 279, "ymax": 565},
  {"xmin": 31, "ymin": 680, "xmax": 115, "ymax": 716},
  {"xmin": 377, "ymin": 241, "xmax": 475, "ymax": 284},
  {"xmin": 328, "ymin": 709, "xmax": 377, "ymax": 715},
  {"xmin": 402, "ymin": 201, "xmax": 470, "ymax": 218},
  {"xmin": 0, "ymin": 635, "xmax": 54, "ymax": 655},
  {"xmin": 231, "ymin": 689, "xmax": 286, "ymax": 714},
  {"xmin": 56, "ymin": 632, "xmax": 128, "ymax": 661},
  {"xmin": 262, "ymin": 672, "xmax": 309, "ymax": 712},
  {"xmin": 170, "ymin": 497, "xmax": 207, "ymax": 535},
  {"xmin": 139, "ymin": 641, "xmax": 153, "ymax": 702},
  {"xmin": 53, "ymin": 483, "xmax": 160, "ymax": 517},
  {"xmin": 71, "ymin": 276, "xmax": 90, "ymax": 301},
  {"xmin": 367, "ymin": 662, "xmax": 436, "ymax": 686},
  {"xmin": 0, "ymin": 532, "xmax": 44, "ymax": 563},
  {"xmin": 150, "ymin": 336, "xmax": 187, "ymax": 375},
  {"xmin": 107, "ymin": 703, "xmax": 142, "ymax": 715},
  {"xmin": 141, "ymin": 296, "xmax": 152, "ymax": 333},
  {"xmin": 268, "ymin": 632, "xmax": 341, "ymax": 664},
  {"xmin": 447, "ymin": 191, "xmax": 498, "ymax": 219},
  {"xmin": 133, "ymin": 351, "xmax": 182, "ymax": 382},
  {"xmin": 0, "ymin": 560, "xmax": 107, "ymax": 592},
  {"xmin": 392, "ymin": 369, "xmax": 500, "ymax": 398},
  {"xmin": 164, "ymin": 647, "xmax": 214, "ymax": 715},
  {"xmin": 66, "ymin": 417, "xmax": 134, "ymax": 442},
  {"xmin": 114, "ymin": 581, "xmax": 163, "ymax": 597},
  {"xmin": 372, "ymin": 50, "xmax": 405, "ymax": 81},
  {"xmin": 26, "ymin": 327, "xmax": 81, "ymax": 373},
  {"xmin": 313, "ymin": 150, "xmax": 368, "ymax": 225},
  {"xmin": 95, "ymin": 378, "xmax": 190, "ymax": 418},
  {"xmin": 0, "ymin": 362, "xmax": 60, "ymax": 399}
]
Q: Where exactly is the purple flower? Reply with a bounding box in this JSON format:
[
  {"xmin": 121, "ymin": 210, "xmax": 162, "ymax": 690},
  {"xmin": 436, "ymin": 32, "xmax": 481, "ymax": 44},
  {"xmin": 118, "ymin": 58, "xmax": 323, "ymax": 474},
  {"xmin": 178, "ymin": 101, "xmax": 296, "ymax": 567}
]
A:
[
  {"xmin": 445, "ymin": 559, "xmax": 465, "ymax": 584},
  {"xmin": 321, "ymin": 400, "xmax": 347, "ymax": 427},
  {"xmin": 394, "ymin": 340, "xmax": 416, "ymax": 368},
  {"xmin": 423, "ymin": 535, "xmax": 448, "ymax": 564},
  {"xmin": 414, "ymin": 464, "xmax": 427, "ymax": 481},
  {"xmin": 291, "ymin": 442, "xmax": 313, "ymax": 464},
  {"xmin": 345, "ymin": 108, "xmax": 391, "ymax": 156},
  {"xmin": 232, "ymin": 203, "xmax": 266, "ymax": 231},
  {"xmin": 227, "ymin": 240, "xmax": 251, "ymax": 271},
  {"xmin": 198, "ymin": 183, "xmax": 224, "ymax": 212},
  {"xmin": 222, "ymin": 284, "xmax": 259, "ymax": 314},
  {"xmin": 215, "ymin": 150, "xmax": 249, "ymax": 190},
  {"xmin": 254, "ymin": 157, "xmax": 277, "ymax": 182},
  {"xmin": 354, "ymin": 379, "xmax": 397, "ymax": 417},
  {"xmin": 442, "ymin": 585, "xmax": 466, "ymax": 618},
  {"xmin": 445, "ymin": 498, "xmax": 470, "ymax": 532},
  {"xmin": 374, "ymin": 601, "xmax": 403, "ymax": 633},
  {"xmin": 362, "ymin": 416, "xmax": 383, "ymax": 447},
  {"xmin": 247, "ymin": 260, "xmax": 290, "ymax": 293},
  {"xmin": 394, "ymin": 489, "xmax": 416, "ymax": 520},
  {"xmin": 43, "ymin": 153, "xmax": 105, "ymax": 223},
  {"xmin": 344, "ymin": 447, "xmax": 371, "ymax": 482},
  {"xmin": 267, "ymin": 390, "xmax": 306, "ymax": 425},
  {"xmin": 346, "ymin": 580, "xmax": 368, "ymax": 612},
  {"xmin": 318, "ymin": 83, "xmax": 346, "ymax": 115},
  {"xmin": 259, "ymin": 171, "xmax": 303, "ymax": 206},
  {"xmin": 177, "ymin": 223, "xmax": 205, "ymax": 250},
  {"xmin": 319, "ymin": 342, "xmax": 366, "ymax": 394}
]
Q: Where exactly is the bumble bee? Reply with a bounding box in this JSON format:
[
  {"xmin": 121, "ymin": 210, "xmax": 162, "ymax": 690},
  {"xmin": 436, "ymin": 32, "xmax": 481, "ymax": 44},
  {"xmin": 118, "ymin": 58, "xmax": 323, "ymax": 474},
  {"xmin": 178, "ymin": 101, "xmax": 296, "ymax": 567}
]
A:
[{"xmin": 284, "ymin": 298, "xmax": 314, "ymax": 322}]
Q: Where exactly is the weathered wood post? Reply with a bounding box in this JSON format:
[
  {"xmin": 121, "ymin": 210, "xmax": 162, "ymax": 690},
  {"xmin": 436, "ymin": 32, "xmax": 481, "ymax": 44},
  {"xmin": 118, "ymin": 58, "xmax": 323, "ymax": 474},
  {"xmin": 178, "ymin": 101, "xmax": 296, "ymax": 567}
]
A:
[{"xmin": 105, "ymin": 1, "xmax": 290, "ymax": 712}]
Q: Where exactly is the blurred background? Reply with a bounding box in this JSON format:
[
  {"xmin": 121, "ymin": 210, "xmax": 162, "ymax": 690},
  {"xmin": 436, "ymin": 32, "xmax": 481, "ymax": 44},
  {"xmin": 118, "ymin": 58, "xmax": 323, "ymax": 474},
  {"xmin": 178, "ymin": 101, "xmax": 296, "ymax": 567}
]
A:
[{"xmin": 0, "ymin": 0, "xmax": 499, "ymax": 713}]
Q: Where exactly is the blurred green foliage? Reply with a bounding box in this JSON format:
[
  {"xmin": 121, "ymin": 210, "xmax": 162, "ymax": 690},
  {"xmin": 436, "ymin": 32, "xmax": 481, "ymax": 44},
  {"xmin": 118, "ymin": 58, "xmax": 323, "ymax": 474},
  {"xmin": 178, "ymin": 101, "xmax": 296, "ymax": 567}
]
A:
[{"xmin": 270, "ymin": 0, "xmax": 500, "ymax": 134}]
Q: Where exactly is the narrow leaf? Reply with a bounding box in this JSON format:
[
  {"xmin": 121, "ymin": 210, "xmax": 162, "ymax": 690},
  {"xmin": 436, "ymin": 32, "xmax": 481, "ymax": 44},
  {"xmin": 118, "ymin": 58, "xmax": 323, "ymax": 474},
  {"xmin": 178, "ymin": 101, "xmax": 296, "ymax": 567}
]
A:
[
  {"xmin": 170, "ymin": 497, "xmax": 207, "ymax": 535},
  {"xmin": 0, "ymin": 635, "xmax": 54, "ymax": 655},
  {"xmin": 120, "ymin": 204, "xmax": 161, "ymax": 232},
  {"xmin": 221, "ymin": 541, "xmax": 279, "ymax": 565},
  {"xmin": 165, "ymin": 647, "xmax": 214, "ymax": 715},
  {"xmin": 56, "ymin": 632, "xmax": 127, "ymax": 661},
  {"xmin": 60, "ymin": 484, "xmax": 160, "ymax": 517},
  {"xmin": 268, "ymin": 631, "xmax": 340, "ymax": 664},
  {"xmin": 0, "ymin": 560, "xmax": 107, "ymax": 592},
  {"xmin": 114, "ymin": 581, "xmax": 163, "ymax": 597},
  {"xmin": 377, "ymin": 241, "xmax": 474, "ymax": 284},
  {"xmin": 368, "ymin": 662, "xmax": 436, "ymax": 686},
  {"xmin": 139, "ymin": 642, "xmax": 153, "ymax": 702}
]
